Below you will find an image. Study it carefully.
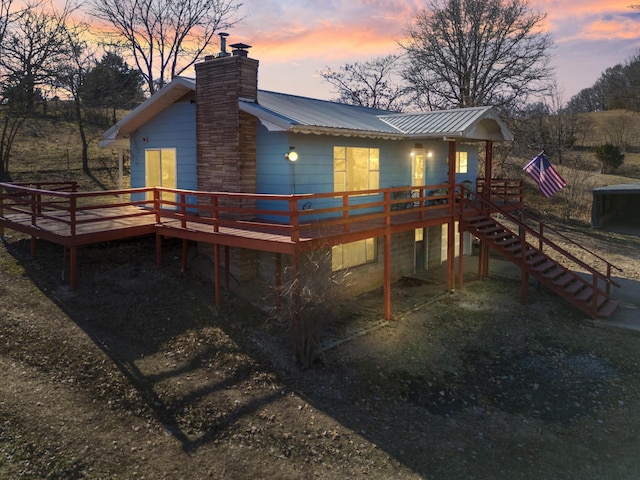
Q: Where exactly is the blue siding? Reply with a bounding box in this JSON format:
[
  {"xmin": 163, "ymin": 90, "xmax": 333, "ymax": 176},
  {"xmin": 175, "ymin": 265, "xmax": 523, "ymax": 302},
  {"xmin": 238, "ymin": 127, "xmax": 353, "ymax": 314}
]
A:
[
  {"xmin": 130, "ymin": 100, "xmax": 196, "ymax": 202},
  {"xmin": 254, "ymin": 124, "xmax": 480, "ymax": 222}
]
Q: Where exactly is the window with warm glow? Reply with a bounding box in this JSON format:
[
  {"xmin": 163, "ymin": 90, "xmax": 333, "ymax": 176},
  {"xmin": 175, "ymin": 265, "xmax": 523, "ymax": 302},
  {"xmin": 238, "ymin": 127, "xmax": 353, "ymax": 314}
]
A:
[
  {"xmin": 145, "ymin": 148, "xmax": 176, "ymax": 202},
  {"xmin": 334, "ymin": 146, "xmax": 380, "ymax": 192},
  {"xmin": 332, "ymin": 238, "xmax": 377, "ymax": 271},
  {"xmin": 456, "ymin": 152, "xmax": 468, "ymax": 174}
]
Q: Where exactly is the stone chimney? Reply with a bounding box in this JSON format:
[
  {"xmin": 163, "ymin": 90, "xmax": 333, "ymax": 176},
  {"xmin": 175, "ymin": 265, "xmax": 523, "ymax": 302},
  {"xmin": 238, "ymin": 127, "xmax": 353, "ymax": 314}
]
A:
[
  {"xmin": 195, "ymin": 36, "xmax": 258, "ymax": 194},
  {"xmin": 195, "ymin": 36, "xmax": 259, "ymax": 280}
]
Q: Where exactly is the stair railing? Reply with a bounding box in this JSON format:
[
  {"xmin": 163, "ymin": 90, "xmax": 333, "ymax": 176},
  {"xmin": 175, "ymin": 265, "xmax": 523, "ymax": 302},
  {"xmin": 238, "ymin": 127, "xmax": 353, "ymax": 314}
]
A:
[{"xmin": 460, "ymin": 185, "xmax": 622, "ymax": 313}]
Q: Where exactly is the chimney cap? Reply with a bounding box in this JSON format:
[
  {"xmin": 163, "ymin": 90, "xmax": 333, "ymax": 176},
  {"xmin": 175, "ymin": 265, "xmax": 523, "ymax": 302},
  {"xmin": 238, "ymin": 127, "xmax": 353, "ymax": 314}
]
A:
[{"xmin": 230, "ymin": 42, "xmax": 252, "ymax": 57}]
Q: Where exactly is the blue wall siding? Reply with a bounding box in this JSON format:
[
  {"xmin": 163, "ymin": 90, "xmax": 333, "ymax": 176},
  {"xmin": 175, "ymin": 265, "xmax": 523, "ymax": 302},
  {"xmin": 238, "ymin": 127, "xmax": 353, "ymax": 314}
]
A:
[
  {"xmin": 254, "ymin": 123, "xmax": 480, "ymax": 221},
  {"xmin": 129, "ymin": 100, "xmax": 196, "ymax": 201}
]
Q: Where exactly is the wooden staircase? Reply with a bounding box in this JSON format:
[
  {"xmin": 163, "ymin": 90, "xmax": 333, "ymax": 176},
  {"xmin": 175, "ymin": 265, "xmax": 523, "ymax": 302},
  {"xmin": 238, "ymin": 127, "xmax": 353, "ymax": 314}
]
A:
[{"xmin": 462, "ymin": 212, "xmax": 621, "ymax": 319}]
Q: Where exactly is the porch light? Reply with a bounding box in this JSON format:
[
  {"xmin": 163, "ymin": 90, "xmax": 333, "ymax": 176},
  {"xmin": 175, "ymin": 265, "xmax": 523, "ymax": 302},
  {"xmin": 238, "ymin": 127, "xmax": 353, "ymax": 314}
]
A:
[{"xmin": 286, "ymin": 147, "xmax": 298, "ymax": 162}]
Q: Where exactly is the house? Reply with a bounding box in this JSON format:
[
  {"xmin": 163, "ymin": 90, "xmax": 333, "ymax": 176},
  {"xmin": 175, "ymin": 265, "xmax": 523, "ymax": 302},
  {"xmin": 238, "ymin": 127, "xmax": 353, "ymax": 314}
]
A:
[
  {"xmin": 0, "ymin": 37, "xmax": 619, "ymax": 338},
  {"xmin": 100, "ymin": 39, "xmax": 515, "ymax": 307}
]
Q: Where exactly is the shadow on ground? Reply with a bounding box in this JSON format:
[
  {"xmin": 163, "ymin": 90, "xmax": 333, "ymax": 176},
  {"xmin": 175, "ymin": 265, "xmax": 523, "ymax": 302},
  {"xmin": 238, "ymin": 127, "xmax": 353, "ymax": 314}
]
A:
[{"xmin": 3, "ymin": 233, "xmax": 640, "ymax": 479}]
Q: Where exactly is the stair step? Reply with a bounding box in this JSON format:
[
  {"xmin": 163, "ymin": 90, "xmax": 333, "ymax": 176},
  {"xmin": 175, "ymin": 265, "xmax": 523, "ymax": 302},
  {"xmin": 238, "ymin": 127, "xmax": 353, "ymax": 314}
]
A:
[
  {"xmin": 472, "ymin": 220, "xmax": 497, "ymax": 229},
  {"xmin": 575, "ymin": 286, "xmax": 594, "ymax": 302},
  {"xmin": 504, "ymin": 243, "xmax": 523, "ymax": 253},
  {"xmin": 597, "ymin": 299, "xmax": 620, "ymax": 318},
  {"xmin": 533, "ymin": 260, "xmax": 557, "ymax": 273},
  {"xmin": 495, "ymin": 237, "xmax": 519, "ymax": 247},
  {"xmin": 486, "ymin": 232, "xmax": 511, "ymax": 242},
  {"xmin": 564, "ymin": 279, "xmax": 586, "ymax": 295},
  {"xmin": 465, "ymin": 215, "xmax": 489, "ymax": 224},
  {"xmin": 525, "ymin": 253, "xmax": 546, "ymax": 266},
  {"xmin": 553, "ymin": 273, "xmax": 575, "ymax": 288},
  {"xmin": 542, "ymin": 266, "xmax": 564, "ymax": 280},
  {"xmin": 478, "ymin": 226, "xmax": 503, "ymax": 235}
]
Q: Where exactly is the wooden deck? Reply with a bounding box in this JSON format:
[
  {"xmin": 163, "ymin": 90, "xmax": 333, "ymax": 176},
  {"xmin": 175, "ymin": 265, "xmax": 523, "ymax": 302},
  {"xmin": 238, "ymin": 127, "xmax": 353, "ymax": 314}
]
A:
[{"xmin": 1, "ymin": 180, "xmax": 524, "ymax": 318}]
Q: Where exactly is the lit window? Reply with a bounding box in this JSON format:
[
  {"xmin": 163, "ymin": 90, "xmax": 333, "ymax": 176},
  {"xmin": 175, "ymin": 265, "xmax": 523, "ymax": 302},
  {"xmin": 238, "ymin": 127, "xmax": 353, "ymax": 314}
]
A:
[
  {"xmin": 334, "ymin": 147, "xmax": 380, "ymax": 192},
  {"xmin": 332, "ymin": 238, "xmax": 377, "ymax": 271},
  {"xmin": 456, "ymin": 152, "xmax": 468, "ymax": 174},
  {"xmin": 145, "ymin": 148, "xmax": 176, "ymax": 202}
]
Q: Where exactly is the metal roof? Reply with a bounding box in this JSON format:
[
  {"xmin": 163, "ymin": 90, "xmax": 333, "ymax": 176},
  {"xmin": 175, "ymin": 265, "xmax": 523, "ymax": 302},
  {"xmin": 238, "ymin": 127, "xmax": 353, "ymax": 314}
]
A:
[
  {"xmin": 593, "ymin": 183, "xmax": 640, "ymax": 194},
  {"xmin": 378, "ymin": 106, "xmax": 514, "ymax": 141},
  {"xmin": 246, "ymin": 91, "xmax": 401, "ymax": 136},
  {"xmin": 101, "ymin": 75, "xmax": 513, "ymax": 147}
]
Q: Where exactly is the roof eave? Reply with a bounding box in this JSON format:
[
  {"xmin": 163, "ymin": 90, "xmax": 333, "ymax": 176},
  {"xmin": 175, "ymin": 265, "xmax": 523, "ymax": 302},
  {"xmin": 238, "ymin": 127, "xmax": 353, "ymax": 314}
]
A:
[
  {"xmin": 290, "ymin": 125, "xmax": 405, "ymax": 140},
  {"xmin": 100, "ymin": 76, "xmax": 196, "ymax": 148}
]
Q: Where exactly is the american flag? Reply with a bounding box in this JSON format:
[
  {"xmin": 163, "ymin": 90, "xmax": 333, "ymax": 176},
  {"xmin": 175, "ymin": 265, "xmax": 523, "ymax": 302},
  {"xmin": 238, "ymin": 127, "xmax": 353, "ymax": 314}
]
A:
[{"xmin": 523, "ymin": 152, "xmax": 567, "ymax": 198}]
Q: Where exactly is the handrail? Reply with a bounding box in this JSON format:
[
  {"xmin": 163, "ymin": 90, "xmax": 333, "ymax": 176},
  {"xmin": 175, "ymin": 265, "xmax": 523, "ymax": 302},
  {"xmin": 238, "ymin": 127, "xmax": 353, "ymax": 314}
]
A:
[
  {"xmin": 476, "ymin": 178, "xmax": 524, "ymax": 206},
  {"xmin": 1, "ymin": 182, "xmax": 462, "ymax": 245},
  {"xmin": 152, "ymin": 184, "xmax": 457, "ymax": 243},
  {"xmin": 461, "ymin": 184, "xmax": 622, "ymax": 293}
]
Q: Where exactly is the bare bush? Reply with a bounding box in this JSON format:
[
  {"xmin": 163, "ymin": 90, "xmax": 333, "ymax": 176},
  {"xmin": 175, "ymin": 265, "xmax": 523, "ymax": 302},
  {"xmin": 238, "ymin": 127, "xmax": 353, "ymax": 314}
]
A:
[
  {"xmin": 280, "ymin": 249, "xmax": 352, "ymax": 368},
  {"xmin": 556, "ymin": 155, "xmax": 597, "ymax": 222}
]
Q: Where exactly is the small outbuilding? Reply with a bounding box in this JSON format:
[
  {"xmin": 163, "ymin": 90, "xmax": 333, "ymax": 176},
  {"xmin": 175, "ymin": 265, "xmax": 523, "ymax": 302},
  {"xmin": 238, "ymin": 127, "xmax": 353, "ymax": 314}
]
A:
[{"xmin": 592, "ymin": 183, "xmax": 640, "ymax": 232}]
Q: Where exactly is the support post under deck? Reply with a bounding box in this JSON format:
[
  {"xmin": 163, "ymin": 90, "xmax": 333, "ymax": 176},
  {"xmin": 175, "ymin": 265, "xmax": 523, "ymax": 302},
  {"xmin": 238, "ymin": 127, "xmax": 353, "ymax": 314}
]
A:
[{"xmin": 214, "ymin": 244, "xmax": 221, "ymax": 307}]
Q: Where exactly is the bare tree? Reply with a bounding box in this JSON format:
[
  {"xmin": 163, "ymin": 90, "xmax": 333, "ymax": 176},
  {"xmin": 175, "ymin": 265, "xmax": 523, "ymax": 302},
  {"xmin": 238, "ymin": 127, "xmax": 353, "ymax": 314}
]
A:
[
  {"xmin": 401, "ymin": 0, "xmax": 554, "ymax": 110},
  {"xmin": 319, "ymin": 55, "xmax": 409, "ymax": 111},
  {"xmin": 55, "ymin": 21, "xmax": 95, "ymax": 172},
  {"xmin": 89, "ymin": 0, "xmax": 242, "ymax": 94},
  {"xmin": 0, "ymin": 0, "xmax": 77, "ymax": 175}
]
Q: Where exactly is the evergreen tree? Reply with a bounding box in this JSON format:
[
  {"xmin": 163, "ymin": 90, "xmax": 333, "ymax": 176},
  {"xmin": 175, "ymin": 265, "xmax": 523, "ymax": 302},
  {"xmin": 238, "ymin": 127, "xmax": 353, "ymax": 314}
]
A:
[{"xmin": 81, "ymin": 52, "xmax": 144, "ymax": 124}]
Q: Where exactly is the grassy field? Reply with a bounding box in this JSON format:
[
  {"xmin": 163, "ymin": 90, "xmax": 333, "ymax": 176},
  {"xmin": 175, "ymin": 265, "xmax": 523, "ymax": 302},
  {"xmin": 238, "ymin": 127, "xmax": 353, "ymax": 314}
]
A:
[{"xmin": 3, "ymin": 117, "xmax": 126, "ymax": 192}]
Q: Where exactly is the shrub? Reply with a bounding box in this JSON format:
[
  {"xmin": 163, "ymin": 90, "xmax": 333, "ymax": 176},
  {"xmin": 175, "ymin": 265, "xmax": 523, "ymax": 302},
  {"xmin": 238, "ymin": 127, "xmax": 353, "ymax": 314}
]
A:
[{"xmin": 595, "ymin": 143, "xmax": 625, "ymax": 173}]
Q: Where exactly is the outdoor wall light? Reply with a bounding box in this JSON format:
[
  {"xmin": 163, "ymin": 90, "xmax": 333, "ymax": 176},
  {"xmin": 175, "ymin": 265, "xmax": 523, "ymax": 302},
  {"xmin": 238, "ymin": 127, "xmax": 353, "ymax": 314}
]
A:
[{"xmin": 285, "ymin": 147, "xmax": 298, "ymax": 162}]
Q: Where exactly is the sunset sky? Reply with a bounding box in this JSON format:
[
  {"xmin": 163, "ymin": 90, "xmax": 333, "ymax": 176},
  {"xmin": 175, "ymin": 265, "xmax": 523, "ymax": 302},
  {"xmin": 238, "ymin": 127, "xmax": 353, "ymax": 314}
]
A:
[{"xmin": 224, "ymin": 0, "xmax": 640, "ymax": 104}]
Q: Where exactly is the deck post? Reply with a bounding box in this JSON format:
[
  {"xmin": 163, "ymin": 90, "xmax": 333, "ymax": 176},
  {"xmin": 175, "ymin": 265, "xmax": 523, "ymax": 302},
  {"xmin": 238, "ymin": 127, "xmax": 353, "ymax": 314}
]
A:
[
  {"xmin": 225, "ymin": 246, "xmax": 230, "ymax": 290},
  {"xmin": 275, "ymin": 253, "xmax": 282, "ymax": 316},
  {"xmin": 0, "ymin": 184, "xmax": 4, "ymax": 238},
  {"xmin": 383, "ymin": 190, "xmax": 392, "ymax": 320},
  {"xmin": 483, "ymin": 140, "xmax": 493, "ymax": 279},
  {"xmin": 155, "ymin": 232, "xmax": 162, "ymax": 266},
  {"xmin": 214, "ymin": 244, "xmax": 221, "ymax": 307},
  {"xmin": 290, "ymin": 252, "xmax": 301, "ymax": 360},
  {"xmin": 384, "ymin": 233, "xmax": 392, "ymax": 320},
  {"xmin": 519, "ymin": 225, "xmax": 528, "ymax": 303},
  {"xmin": 181, "ymin": 239, "xmax": 188, "ymax": 272},
  {"xmin": 447, "ymin": 141, "xmax": 456, "ymax": 291},
  {"xmin": 458, "ymin": 223, "xmax": 464, "ymax": 289},
  {"xmin": 118, "ymin": 148, "xmax": 124, "ymax": 200},
  {"xmin": 70, "ymin": 245, "xmax": 77, "ymax": 289}
]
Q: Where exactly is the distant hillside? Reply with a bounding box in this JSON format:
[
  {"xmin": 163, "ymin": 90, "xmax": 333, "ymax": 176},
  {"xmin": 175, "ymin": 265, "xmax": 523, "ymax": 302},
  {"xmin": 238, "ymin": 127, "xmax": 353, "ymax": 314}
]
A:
[
  {"xmin": 4, "ymin": 117, "xmax": 124, "ymax": 191},
  {"xmin": 575, "ymin": 110, "xmax": 640, "ymax": 151}
]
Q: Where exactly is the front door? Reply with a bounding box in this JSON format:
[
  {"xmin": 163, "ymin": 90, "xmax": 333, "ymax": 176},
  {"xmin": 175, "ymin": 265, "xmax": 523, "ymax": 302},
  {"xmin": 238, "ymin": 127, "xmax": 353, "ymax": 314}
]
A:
[
  {"xmin": 412, "ymin": 148, "xmax": 427, "ymax": 271},
  {"xmin": 412, "ymin": 149, "xmax": 426, "ymax": 187},
  {"xmin": 145, "ymin": 148, "xmax": 176, "ymax": 205}
]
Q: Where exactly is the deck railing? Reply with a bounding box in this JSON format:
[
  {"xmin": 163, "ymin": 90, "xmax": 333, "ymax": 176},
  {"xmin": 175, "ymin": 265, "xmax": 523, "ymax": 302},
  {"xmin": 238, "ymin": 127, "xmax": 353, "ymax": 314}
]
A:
[
  {"xmin": 153, "ymin": 183, "xmax": 460, "ymax": 243},
  {"xmin": 2, "ymin": 181, "xmax": 477, "ymax": 240},
  {"xmin": 1, "ymin": 181, "xmax": 526, "ymax": 244},
  {"xmin": 460, "ymin": 184, "xmax": 622, "ymax": 313},
  {"xmin": 0, "ymin": 182, "xmax": 157, "ymax": 236},
  {"xmin": 477, "ymin": 178, "xmax": 524, "ymax": 207}
]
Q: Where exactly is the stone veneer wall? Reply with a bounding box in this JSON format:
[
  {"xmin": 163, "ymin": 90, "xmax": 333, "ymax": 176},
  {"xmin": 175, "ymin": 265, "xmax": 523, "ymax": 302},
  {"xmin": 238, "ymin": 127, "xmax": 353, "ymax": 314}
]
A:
[
  {"xmin": 194, "ymin": 53, "xmax": 258, "ymax": 194},
  {"xmin": 194, "ymin": 52, "xmax": 259, "ymax": 281}
]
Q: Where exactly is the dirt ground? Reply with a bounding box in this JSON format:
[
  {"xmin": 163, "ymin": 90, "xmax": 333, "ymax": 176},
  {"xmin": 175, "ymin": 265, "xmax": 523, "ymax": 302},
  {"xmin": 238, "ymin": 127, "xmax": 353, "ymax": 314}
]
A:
[{"xmin": 1, "ymin": 222, "xmax": 640, "ymax": 479}]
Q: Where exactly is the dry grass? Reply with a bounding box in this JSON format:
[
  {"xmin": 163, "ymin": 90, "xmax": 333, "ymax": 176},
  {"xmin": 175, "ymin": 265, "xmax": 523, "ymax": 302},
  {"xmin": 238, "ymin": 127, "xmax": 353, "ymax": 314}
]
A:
[{"xmin": 3, "ymin": 117, "xmax": 127, "ymax": 192}]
